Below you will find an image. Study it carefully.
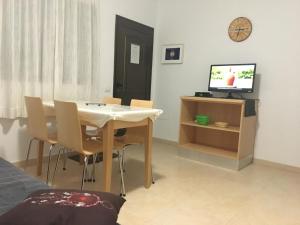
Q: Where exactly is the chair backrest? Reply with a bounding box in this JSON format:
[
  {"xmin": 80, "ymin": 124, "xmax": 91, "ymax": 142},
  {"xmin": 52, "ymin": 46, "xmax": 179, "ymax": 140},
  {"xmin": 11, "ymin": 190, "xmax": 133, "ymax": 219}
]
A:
[
  {"xmin": 130, "ymin": 99, "xmax": 153, "ymax": 108},
  {"xmin": 24, "ymin": 96, "xmax": 48, "ymax": 141},
  {"xmin": 123, "ymin": 99, "xmax": 153, "ymax": 144},
  {"xmin": 102, "ymin": 96, "xmax": 122, "ymax": 105},
  {"xmin": 54, "ymin": 100, "xmax": 83, "ymax": 153}
]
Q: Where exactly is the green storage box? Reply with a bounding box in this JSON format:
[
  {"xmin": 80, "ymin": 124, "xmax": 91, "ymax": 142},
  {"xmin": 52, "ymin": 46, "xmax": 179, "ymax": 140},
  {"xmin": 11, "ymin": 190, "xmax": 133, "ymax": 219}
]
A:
[{"xmin": 195, "ymin": 115, "xmax": 209, "ymax": 125}]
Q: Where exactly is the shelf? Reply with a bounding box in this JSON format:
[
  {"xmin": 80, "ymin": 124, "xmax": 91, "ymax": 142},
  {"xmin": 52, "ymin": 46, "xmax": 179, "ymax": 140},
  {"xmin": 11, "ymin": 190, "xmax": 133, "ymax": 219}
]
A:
[
  {"xmin": 181, "ymin": 121, "xmax": 240, "ymax": 133},
  {"xmin": 180, "ymin": 143, "xmax": 237, "ymax": 159}
]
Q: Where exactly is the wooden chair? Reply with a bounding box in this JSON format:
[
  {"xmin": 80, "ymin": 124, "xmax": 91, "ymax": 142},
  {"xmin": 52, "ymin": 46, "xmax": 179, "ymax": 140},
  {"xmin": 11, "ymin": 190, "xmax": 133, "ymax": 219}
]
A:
[
  {"xmin": 114, "ymin": 99, "xmax": 154, "ymax": 196},
  {"xmin": 52, "ymin": 100, "xmax": 125, "ymax": 191},
  {"xmin": 85, "ymin": 97, "xmax": 122, "ymax": 138},
  {"xmin": 24, "ymin": 96, "xmax": 57, "ymax": 184},
  {"xmin": 102, "ymin": 96, "xmax": 122, "ymax": 105},
  {"xmin": 130, "ymin": 99, "xmax": 153, "ymax": 108},
  {"xmin": 52, "ymin": 100, "xmax": 102, "ymax": 190},
  {"xmin": 116, "ymin": 98, "xmax": 153, "ymax": 145},
  {"xmin": 121, "ymin": 99, "xmax": 154, "ymax": 144}
]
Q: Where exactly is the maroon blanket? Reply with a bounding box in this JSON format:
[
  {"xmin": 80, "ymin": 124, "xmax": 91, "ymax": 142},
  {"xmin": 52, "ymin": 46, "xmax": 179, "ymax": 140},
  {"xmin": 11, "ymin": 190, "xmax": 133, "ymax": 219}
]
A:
[{"xmin": 0, "ymin": 189, "xmax": 125, "ymax": 225}]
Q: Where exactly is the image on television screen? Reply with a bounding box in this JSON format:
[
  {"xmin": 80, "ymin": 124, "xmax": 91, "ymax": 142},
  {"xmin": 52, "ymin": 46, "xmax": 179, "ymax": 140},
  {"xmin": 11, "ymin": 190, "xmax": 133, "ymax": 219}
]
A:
[{"xmin": 209, "ymin": 64, "xmax": 255, "ymax": 90}]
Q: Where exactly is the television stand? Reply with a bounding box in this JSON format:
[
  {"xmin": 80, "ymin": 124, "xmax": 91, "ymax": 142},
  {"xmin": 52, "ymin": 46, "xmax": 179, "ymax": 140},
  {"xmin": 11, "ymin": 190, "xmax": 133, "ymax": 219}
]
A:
[{"xmin": 179, "ymin": 96, "xmax": 258, "ymax": 170}]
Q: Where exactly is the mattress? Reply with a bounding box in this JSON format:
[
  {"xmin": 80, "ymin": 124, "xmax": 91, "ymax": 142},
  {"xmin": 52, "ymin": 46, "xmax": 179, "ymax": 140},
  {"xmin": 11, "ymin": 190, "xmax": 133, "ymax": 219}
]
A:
[{"xmin": 0, "ymin": 157, "xmax": 49, "ymax": 215}]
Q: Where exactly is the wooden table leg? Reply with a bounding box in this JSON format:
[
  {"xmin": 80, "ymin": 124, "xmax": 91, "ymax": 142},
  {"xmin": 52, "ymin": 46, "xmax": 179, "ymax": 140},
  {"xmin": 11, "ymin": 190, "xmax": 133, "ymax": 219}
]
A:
[
  {"xmin": 144, "ymin": 118, "xmax": 153, "ymax": 188},
  {"xmin": 37, "ymin": 140, "xmax": 44, "ymax": 176},
  {"xmin": 102, "ymin": 121, "xmax": 114, "ymax": 192}
]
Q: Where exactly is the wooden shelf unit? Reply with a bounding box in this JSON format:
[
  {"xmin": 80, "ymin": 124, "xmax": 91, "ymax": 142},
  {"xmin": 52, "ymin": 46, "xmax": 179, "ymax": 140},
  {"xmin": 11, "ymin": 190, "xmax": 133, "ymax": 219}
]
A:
[{"xmin": 179, "ymin": 96, "xmax": 257, "ymax": 169}]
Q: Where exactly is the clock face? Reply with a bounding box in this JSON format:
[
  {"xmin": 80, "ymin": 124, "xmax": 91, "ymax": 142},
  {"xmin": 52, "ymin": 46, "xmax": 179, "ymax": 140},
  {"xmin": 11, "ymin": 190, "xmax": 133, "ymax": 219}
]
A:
[{"xmin": 228, "ymin": 17, "xmax": 252, "ymax": 42}]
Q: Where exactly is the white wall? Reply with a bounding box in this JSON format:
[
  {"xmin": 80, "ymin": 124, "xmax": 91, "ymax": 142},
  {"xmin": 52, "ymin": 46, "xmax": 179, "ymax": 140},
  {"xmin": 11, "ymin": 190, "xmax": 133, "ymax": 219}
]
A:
[
  {"xmin": 0, "ymin": 0, "xmax": 158, "ymax": 163},
  {"xmin": 153, "ymin": 0, "xmax": 300, "ymax": 167},
  {"xmin": 0, "ymin": 119, "xmax": 31, "ymax": 161}
]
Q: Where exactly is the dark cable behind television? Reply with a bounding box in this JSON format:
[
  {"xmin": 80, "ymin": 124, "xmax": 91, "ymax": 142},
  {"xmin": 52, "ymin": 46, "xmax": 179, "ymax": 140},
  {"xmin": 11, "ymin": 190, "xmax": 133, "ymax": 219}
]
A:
[{"xmin": 208, "ymin": 63, "xmax": 256, "ymax": 98}]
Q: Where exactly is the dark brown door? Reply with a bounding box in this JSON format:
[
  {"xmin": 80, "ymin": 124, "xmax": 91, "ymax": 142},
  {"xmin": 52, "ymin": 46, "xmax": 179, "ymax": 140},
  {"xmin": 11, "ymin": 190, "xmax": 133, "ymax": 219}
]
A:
[{"xmin": 113, "ymin": 15, "xmax": 154, "ymax": 105}]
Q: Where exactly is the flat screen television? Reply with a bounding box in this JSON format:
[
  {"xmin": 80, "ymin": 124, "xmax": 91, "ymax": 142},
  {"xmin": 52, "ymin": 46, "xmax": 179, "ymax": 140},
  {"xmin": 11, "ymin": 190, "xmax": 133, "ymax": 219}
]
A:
[{"xmin": 208, "ymin": 63, "xmax": 256, "ymax": 97}]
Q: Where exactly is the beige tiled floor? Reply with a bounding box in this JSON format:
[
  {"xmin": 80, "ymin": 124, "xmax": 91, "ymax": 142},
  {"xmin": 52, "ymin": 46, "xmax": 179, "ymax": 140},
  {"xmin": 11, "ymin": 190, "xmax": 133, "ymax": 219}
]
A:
[{"xmin": 23, "ymin": 141, "xmax": 300, "ymax": 225}]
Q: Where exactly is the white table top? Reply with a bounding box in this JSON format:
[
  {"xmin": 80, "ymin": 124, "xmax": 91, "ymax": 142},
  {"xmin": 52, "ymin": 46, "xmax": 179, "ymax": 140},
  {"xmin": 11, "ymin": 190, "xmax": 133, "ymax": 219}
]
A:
[{"xmin": 44, "ymin": 101, "xmax": 163, "ymax": 128}]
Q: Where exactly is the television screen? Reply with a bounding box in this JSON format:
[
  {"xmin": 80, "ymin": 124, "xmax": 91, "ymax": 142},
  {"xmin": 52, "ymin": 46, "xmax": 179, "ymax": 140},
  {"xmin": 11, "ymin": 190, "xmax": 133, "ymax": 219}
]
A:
[{"xmin": 208, "ymin": 64, "xmax": 256, "ymax": 93}]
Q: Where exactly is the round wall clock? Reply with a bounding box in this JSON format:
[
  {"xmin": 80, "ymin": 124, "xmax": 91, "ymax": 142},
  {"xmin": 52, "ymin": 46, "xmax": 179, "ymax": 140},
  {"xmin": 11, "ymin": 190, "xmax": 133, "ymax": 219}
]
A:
[{"xmin": 228, "ymin": 17, "xmax": 252, "ymax": 42}]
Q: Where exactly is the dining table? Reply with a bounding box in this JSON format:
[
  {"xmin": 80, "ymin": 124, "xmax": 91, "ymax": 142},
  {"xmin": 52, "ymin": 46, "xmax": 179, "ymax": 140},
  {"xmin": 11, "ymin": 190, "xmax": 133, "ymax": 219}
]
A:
[{"xmin": 38, "ymin": 101, "xmax": 162, "ymax": 192}]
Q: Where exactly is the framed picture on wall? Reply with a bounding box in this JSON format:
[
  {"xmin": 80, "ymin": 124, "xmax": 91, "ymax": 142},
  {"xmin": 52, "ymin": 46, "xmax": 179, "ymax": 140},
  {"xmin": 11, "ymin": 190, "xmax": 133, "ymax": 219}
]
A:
[{"xmin": 161, "ymin": 44, "xmax": 184, "ymax": 64}]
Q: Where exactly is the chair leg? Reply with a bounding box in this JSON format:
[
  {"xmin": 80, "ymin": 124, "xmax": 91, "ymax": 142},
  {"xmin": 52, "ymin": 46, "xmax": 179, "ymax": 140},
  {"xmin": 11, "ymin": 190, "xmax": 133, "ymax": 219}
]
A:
[
  {"xmin": 51, "ymin": 148, "xmax": 62, "ymax": 184},
  {"xmin": 85, "ymin": 155, "xmax": 92, "ymax": 182},
  {"xmin": 152, "ymin": 166, "xmax": 155, "ymax": 184},
  {"xmin": 81, "ymin": 155, "xmax": 88, "ymax": 191},
  {"xmin": 121, "ymin": 148, "xmax": 126, "ymax": 173},
  {"xmin": 118, "ymin": 151, "xmax": 126, "ymax": 197},
  {"xmin": 25, "ymin": 138, "xmax": 35, "ymax": 168},
  {"xmin": 62, "ymin": 148, "xmax": 67, "ymax": 170},
  {"xmin": 46, "ymin": 144, "xmax": 55, "ymax": 184},
  {"xmin": 91, "ymin": 154, "xmax": 97, "ymax": 182},
  {"xmin": 117, "ymin": 151, "xmax": 122, "ymax": 173}
]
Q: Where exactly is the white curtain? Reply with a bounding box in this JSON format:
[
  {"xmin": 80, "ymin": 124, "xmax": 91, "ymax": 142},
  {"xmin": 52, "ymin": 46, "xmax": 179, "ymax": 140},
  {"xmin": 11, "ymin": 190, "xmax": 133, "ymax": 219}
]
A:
[
  {"xmin": 0, "ymin": 0, "xmax": 100, "ymax": 118},
  {"xmin": 54, "ymin": 0, "xmax": 100, "ymax": 101}
]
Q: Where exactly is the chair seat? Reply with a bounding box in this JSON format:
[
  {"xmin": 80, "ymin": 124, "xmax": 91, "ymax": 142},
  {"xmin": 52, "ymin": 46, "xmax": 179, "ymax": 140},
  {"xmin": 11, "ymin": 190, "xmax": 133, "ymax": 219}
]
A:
[
  {"xmin": 114, "ymin": 134, "xmax": 144, "ymax": 149},
  {"xmin": 35, "ymin": 132, "xmax": 57, "ymax": 145},
  {"xmin": 82, "ymin": 139, "xmax": 103, "ymax": 155},
  {"xmin": 85, "ymin": 128, "xmax": 102, "ymax": 138},
  {"xmin": 114, "ymin": 139, "xmax": 126, "ymax": 150},
  {"xmin": 84, "ymin": 136, "xmax": 128, "ymax": 153},
  {"xmin": 47, "ymin": 132, "xmax": 57, "ymax": 144}
]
